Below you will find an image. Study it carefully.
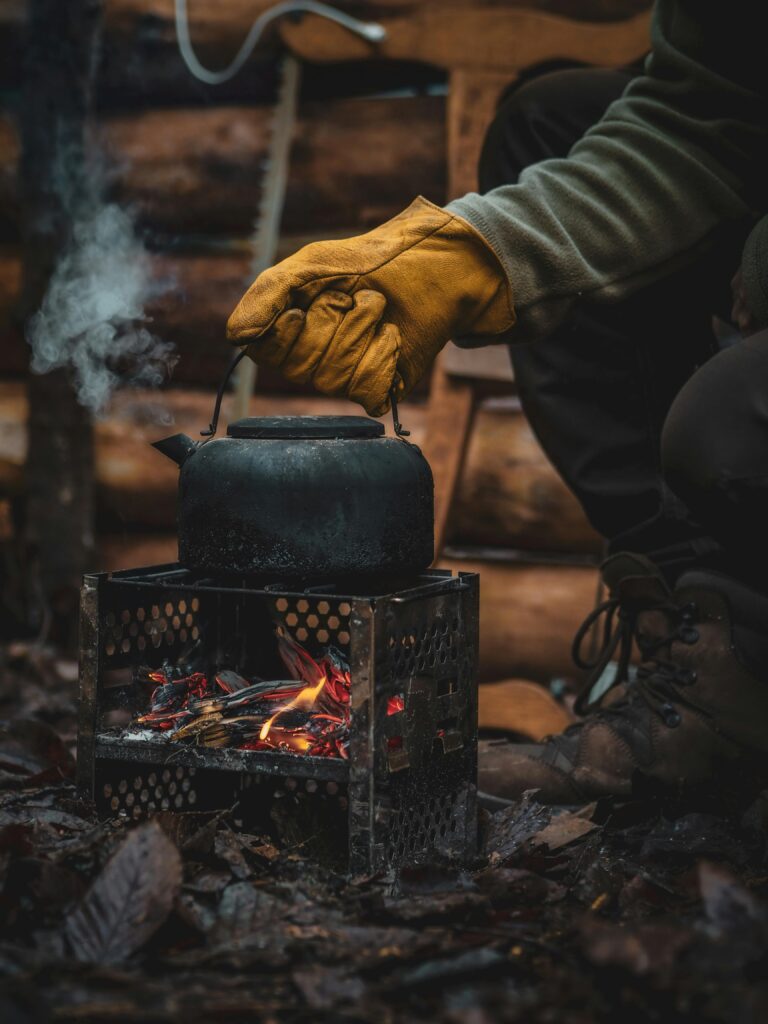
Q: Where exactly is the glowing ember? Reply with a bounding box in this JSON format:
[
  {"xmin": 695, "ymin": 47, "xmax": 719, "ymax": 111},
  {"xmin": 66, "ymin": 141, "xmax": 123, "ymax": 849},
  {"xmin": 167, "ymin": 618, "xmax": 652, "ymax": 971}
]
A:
[
  {"xmin": 387, "ymin": 694, "xmax": 405, "ymax": 716},
  {"xmin": 129, "ymin": 636, "xmax": 351, "ymax": 758}
]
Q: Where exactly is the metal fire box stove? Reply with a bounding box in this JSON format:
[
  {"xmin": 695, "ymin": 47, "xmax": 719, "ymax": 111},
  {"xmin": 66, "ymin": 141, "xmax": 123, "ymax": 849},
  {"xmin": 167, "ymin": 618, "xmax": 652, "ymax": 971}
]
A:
[{"xmin": 78, "ymin": 564, "xmax": 479, "ymax": 873}]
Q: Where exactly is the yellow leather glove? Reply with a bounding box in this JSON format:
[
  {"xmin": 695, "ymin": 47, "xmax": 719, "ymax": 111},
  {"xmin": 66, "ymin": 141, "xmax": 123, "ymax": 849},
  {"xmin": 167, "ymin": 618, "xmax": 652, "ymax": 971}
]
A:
[{"xmin": 227, "ymin": 196, "xmax": 515, "ymax": 416}]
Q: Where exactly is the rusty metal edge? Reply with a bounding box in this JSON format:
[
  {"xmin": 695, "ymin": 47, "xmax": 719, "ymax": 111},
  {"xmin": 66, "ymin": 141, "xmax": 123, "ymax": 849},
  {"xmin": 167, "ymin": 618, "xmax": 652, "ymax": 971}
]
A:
[
  {"xmin": 93, "ymin": 735, "xmax": 349, "ymax": 782},
  {"xmin": 347, "ymin": 597, "xmax": 375, "ymax": 876},
  {"xmin": 77, "ymin": 572, "xmax": 105, "ymax": 799}
]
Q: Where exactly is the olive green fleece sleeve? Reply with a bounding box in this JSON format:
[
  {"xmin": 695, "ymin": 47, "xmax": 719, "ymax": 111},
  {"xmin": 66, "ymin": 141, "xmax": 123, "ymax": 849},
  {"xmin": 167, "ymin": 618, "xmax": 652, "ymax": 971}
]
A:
[{"xmin": 448, "ymin": 0, "xmax": 768, "ymax": 345}]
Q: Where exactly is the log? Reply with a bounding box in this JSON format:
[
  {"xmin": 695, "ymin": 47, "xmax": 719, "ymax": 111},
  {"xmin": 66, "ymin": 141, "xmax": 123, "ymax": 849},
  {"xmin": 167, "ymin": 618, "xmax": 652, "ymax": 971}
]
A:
[
  {"xmin": 420, "ymin": 356, "xmax": 476, "ymax": 558},
  {"xmin": 0, "ymin": 247, "xmax": 23, "ymax": 374},
  {"xmin": 450, "ymin": 399, "xmax": 601, "ymax": 553},
  {"xmin": 0, "ymin": 382, "xmax": 598, "ymax": 553},
  {"xmin": 95, "ymin": 534, "xmax": 599, "ymax": 683},
  {"xmin": 478, "ymin": 679, "xmax": 574, "ymax": 739},
  {"xmin": 438, "ymin": 556, "xmax": 599, "ymax": 682},
  {"xmin": 146, "ymin": 246, "xmax": 265, "ymax": 387},
  {"xmin": 0, "ymin": 95, "xmax": 446, "ymax": 239},
  {"xmin": 102, "ymin": 95, "xmax": 445, "ymax": 236},
  {"xmin": 0, "ymin": 115, "xmax": 16, "ymax": 237}
]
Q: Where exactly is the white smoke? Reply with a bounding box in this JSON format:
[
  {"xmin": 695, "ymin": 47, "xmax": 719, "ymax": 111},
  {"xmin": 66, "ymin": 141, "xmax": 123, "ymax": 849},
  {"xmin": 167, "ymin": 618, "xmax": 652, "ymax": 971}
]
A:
[{"xmin": 26, "ymin": 154, "xmax": 176, "ymax": 415}]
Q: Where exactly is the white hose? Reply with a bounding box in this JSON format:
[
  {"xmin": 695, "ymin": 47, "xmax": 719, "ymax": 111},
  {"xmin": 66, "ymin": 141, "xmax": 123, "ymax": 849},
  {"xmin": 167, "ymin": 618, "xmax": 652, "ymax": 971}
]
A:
[{"xmin": 174, "ymin": 0, "xmax": 386, "ymax": 85}]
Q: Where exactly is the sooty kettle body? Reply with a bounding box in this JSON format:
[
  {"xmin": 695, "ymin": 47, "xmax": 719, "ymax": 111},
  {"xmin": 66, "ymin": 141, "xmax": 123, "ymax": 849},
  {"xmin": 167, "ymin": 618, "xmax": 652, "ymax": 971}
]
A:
[{"xmin": 153, "ymin": 415, "xmax": 434, "ymax": 579}]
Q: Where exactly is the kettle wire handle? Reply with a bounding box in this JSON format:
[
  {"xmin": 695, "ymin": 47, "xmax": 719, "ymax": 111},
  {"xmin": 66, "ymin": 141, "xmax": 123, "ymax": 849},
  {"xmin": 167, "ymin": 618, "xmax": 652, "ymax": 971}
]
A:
[
  {"xmin": 203, "ymin": 349, "xmax": 410, "ymax": 440},
  {"xmin": 389, "ymin": 381, "xmax": 410, "ymax": 438},
  {"xmin": 201, "ymin": 348, "xmax": 248, "ymax": 438}
]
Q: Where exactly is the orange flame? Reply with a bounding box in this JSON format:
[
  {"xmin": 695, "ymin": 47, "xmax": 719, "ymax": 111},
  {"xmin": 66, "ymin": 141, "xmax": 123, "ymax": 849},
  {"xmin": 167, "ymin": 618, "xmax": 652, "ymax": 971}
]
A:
[
  {"xmin": 259, "ymin": 671, "xmax": 328, "ymax": 742},
  {"xmin": 135, "ymin": 634, "xmax": 351, "ymax": 758}
]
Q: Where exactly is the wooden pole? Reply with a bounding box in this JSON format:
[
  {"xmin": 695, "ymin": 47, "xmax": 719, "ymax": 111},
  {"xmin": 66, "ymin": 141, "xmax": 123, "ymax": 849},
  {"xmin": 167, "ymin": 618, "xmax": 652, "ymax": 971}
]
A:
[
  {"xmin": 233, "ymin": 54, "xmax": 301, "ymax": 421},
  {"xmin": 19, "ymin": 0, "xmax": 104, "ymax": 635}
]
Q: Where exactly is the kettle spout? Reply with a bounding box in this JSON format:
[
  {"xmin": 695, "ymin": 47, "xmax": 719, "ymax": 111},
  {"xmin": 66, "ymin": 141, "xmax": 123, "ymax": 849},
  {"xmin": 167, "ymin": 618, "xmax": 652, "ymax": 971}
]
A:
[{"xmin": 152, "ymin": 433, "xmax": 198, "ymax": 466}]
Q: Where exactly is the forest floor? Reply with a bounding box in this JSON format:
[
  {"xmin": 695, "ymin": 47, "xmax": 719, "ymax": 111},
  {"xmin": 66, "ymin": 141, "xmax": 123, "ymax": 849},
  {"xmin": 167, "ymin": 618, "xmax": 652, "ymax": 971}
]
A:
[{"xmin": 1, "ymin": 644, "xmax": 768, "ymax": 1023}]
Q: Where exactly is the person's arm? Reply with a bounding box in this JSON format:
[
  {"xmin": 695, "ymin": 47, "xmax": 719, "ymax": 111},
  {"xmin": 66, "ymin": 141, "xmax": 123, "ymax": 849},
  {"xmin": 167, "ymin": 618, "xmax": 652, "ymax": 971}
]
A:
[
  {"xmin": 227, "ymin": 0, "xmax": 766, "ymax": 415},
  {"xmin": 449, "ymin": 0, "xmax": 767, "ymax": 343}
]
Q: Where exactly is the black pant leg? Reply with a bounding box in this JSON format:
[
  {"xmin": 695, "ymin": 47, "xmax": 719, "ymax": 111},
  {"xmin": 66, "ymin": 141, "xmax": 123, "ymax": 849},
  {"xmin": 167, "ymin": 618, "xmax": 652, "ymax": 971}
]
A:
[
  {"xmin": 661, "ymin": 328, "xmax": 768, "ymax": 586},
  {"xmin": 479, "ymin": 67, "xmax": 635, "ymax": 192}
]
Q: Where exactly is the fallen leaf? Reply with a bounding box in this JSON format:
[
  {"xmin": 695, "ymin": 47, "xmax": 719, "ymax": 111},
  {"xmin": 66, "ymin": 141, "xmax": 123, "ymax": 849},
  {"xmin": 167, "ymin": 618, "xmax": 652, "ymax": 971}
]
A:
[
  {"xmin": 474, "ymin": 866, "xmax": 564, "ymax": 905},
  {"xmin": 533, "ymin": 811, "xmax": 598, "ymax": 851},
  {"xmin": 0, "ymin": 719, "xmax": 75, "ymax": 779},
  {"xmin": 184, "ymin": 867, "xmax": 232, "ymax": 895},
  {"xmin": 209, "ymin": 881, "xmax": 287, "ymax": 944},
  {"xmin": 250, "ymin": 842, "xmax": 280, "ymax": 862},
  {"xmin": 214, "ymin": 830, "xmax": 251, "ymax": 879},
  {"xmin": 484, "ymin": 791, "xmax": 552, "ymax": 863},
  {"xmin": 176, "ymin": 890, "xmax": 219, "ymax": 935},
  {"xmin": 64, "ymin": 821, "xmax": 182, "ymax": 964}
]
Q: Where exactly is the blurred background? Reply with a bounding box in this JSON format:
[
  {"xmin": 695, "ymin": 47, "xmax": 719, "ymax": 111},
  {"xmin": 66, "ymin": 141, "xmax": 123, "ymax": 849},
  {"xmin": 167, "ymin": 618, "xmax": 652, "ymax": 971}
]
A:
[{"xmin": 0, "ymin": 0, "xmax": 651, "ymax": 739}]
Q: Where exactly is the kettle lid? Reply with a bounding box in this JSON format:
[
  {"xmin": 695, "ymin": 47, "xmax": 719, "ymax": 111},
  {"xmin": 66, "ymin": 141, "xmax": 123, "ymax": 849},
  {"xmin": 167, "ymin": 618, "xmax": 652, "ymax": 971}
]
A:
[{"xmin": 226, "ymin": 416, "xmax": 385, "ymax": 440}]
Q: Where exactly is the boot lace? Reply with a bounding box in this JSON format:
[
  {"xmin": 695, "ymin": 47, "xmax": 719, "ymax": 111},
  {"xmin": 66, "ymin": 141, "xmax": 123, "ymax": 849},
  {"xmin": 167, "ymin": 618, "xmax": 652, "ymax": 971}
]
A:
[{"xmin": 572, "ymin": 596, "xmax": 701, "ymax": 727}]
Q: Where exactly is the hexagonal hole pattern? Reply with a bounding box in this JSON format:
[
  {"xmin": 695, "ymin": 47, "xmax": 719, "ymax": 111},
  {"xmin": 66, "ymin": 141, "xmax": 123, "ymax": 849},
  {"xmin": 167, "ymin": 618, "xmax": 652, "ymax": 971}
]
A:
[
  {"xmin": 103, "ymin": 597, "xmax": 200, "ymax": 659},
  {"xmin": 271, "ymin": 597, "xmax": 351, "ymax": 649}
]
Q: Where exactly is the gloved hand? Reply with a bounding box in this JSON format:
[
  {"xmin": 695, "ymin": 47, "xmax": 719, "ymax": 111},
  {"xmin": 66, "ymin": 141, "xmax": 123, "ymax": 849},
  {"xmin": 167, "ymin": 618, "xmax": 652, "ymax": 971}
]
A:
[{"xmin": 227, "ymin": 197, "xmax": 515, "ymax": 416}]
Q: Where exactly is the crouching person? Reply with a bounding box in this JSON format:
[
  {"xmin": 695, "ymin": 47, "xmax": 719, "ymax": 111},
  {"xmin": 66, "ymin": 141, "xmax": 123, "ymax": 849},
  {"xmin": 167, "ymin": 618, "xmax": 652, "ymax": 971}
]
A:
[{"xmin": 227, "ymin": 1, "xmax": 768, "ymax": 804}]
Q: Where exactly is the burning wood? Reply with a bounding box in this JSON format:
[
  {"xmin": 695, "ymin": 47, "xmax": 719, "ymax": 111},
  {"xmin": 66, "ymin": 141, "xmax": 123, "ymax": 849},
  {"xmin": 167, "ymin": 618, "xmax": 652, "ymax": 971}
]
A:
[{"xmin": 127, "ymin": 637, "xmax": 352, "ymax": 759}]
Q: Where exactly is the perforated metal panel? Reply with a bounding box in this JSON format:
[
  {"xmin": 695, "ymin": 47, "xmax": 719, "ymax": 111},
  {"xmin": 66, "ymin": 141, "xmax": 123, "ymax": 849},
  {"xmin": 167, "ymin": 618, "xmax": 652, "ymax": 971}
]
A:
[
  {"xmin": 272, "ymin": 596, "xmax": 351, "ymax": 648},
  {"xmin": 389, "ymin": 614, "xmax": 461, "ymax": 678},
  {"xmin": 386, "ymin": 790, "xmax": 464, "ymax": 862},
  {"xmin": 79, "ymin": 566, "xmax": 479, "ymax": 873},
  {"xmin": 93, "ymin": 757, "xmax": 237, "ymax": 822},
  {"xmin": 98, "ymin": 763, "xmax": 199, "ymax": 819},
  {"xmin": 350, "ymin": 582, "xmax": 478, "ymax": 871},
  {"xmin": 101, "ymin": 596, "xmax": 201, "ymax": 661}
]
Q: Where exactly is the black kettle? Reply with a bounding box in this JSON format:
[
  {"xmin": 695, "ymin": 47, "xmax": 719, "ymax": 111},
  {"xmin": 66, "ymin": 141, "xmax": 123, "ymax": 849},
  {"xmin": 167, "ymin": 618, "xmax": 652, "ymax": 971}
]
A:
[{"xmin": 152, "ymin": 352, "xmax": 434, "ymax": 579}]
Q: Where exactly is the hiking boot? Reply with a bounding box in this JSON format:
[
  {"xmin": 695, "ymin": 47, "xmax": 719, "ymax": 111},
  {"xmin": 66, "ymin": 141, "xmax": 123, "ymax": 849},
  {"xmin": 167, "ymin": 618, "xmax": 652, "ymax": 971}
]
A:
[{"xmin": 478, "ymin": 557, "xmax": 768, "ymax": 806}]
